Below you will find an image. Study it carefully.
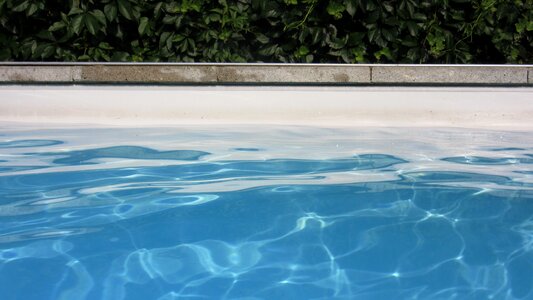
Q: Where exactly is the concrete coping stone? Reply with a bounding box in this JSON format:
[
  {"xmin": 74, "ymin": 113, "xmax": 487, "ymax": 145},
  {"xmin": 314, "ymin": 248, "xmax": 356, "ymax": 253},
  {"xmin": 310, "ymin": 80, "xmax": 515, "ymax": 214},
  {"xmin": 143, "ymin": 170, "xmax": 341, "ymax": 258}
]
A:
[{"xmin": 0, "ymin": 63, "xmax": 531, "ymax": 85}]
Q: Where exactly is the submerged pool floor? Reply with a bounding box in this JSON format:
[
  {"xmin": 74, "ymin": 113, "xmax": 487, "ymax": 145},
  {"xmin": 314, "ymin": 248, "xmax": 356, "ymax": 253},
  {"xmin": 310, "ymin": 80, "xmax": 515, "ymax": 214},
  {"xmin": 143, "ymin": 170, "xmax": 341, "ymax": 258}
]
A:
[{"xmin": 0, "ymin": 125, "xmax": 532, "ymax": 300}]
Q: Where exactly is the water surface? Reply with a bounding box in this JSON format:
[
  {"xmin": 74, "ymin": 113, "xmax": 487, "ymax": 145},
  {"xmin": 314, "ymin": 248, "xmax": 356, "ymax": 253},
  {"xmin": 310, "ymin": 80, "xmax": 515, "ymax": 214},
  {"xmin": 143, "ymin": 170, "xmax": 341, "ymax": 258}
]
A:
[{"xmin": 0, "ymin": 126, "xmax": 532, "ymax": 300}]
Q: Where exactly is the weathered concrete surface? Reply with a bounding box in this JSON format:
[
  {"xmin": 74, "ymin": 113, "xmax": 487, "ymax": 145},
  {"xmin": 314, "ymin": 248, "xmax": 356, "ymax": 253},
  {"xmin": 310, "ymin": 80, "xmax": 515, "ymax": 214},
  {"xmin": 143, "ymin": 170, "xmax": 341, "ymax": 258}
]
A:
[
  {"xmin": 79, "ymin": 65, "xmax": 369, "ymax": 83},
  {"xmin": 214, "ymin": 66, "xmax": 370, "ymax": 83},
  {"xmin": 372, "ymin": 66, "xmax": 529, "ymax": 84},
  {"xmin": 81, "ymin": 65, "xmax": 218, "ymax": 83},
  {"xmin": 0, "ymin": 63, "xmax": 531, "ymax": 85},
  {"xmin": 0, "ymin": 66, "xmax": 81, "ymax": 82}
]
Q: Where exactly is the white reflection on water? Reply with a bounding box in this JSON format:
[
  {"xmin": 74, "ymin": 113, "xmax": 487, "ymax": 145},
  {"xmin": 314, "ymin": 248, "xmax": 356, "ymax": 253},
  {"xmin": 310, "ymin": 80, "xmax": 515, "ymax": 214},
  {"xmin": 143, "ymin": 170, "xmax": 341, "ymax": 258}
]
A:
[{"xmin": 0, "ymin": 125, "xmax": 532, "ymax": 299}]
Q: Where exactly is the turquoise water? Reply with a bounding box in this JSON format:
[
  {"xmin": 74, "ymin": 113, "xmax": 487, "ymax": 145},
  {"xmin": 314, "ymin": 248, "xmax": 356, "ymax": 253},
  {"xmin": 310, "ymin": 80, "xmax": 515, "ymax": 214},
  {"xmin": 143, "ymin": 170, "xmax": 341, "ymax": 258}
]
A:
[{"xmin": 0, "ymin": 126, "xmax": 532, "ymax": 300}]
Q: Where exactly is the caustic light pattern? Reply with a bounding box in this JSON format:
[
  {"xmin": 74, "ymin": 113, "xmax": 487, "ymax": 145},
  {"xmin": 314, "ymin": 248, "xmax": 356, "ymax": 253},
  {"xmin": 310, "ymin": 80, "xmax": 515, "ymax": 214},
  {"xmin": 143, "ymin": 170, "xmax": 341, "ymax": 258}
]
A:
[{"xmin": 0, "ymin": 126, "xmax": 532, "ymax": 300}]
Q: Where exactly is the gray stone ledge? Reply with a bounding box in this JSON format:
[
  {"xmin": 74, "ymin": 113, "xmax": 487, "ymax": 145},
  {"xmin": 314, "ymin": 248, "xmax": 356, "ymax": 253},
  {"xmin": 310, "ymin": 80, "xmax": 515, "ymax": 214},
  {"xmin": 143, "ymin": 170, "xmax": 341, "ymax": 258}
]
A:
[
  {"xmin": 372, "ymin": 65, "xmax": 529, "ymax": 84},
  {"xmin": 0, "ymin": 63, "xmax": 531, "ymax": 85},
  {"xmin": 81, "ymin": 65, "xmax": 218, "ymax": 83},
  {"xmin": 0, "ymin": 66, "xmax": 81, "ymax": 82}
]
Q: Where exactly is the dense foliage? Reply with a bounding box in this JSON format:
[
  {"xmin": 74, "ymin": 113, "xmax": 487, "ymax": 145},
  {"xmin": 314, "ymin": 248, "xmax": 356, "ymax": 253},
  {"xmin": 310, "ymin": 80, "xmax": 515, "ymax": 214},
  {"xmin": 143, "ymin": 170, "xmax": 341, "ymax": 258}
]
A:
[{"xmin": 0, "ymin": 0, "xmax": 531, "ymax": 63}]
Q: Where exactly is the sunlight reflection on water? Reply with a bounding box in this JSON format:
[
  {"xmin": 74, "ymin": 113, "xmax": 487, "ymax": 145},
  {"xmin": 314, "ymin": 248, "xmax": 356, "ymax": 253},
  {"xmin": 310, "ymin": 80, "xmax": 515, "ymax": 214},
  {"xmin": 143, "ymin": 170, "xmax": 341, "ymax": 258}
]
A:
[{"xmin": 0, "ymin": 125, "xmax": 532, "ymax": 299}]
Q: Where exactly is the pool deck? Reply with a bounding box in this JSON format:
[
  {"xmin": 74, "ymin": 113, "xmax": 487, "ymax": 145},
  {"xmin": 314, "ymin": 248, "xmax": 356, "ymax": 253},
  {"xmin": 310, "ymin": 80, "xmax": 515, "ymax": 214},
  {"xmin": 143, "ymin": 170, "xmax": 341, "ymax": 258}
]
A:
[{"xmin": 0, "ymin": 63, "xmax": 532, "ymax": 86}]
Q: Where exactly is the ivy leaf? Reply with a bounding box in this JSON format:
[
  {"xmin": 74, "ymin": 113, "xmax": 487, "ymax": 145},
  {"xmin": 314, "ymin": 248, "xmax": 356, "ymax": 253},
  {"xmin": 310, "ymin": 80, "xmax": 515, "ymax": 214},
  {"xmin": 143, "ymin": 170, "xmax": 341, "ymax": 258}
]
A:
[
  {"xmin": 187, "ymin": 38, "xmax": 196, "ymax": 53},
  {"xmin": 406, "ymin": 48, "xmax": 419, "ymax": 62},
  {"xmin": 368, "ymin": 28, "xmax": 379, "ymax": 43},
  {"xmin": 172, "ymin": 34, "xmax": 186, "ymax": 43},
  {"xmin": 71, "ymin": 14, "xmax": 84, "ymax": 35},
  {"xmin": 104, "ymin": 3, "xmax": 117, "ymax": 21},
  {"xmin": 68, "ymin": 7, "xmax": 84, "ymax": 15},
  {"xmin": 90, "ymin": 10, "xmax": 106, "ymax": 25},
  {"xmin": 153, "ymin": 2, "xmax": 163, "ymax": 18},
  {"xmin": 32, "ymin": 44, "xmax": 46, "ymax": 59},
  {"xmin": 138, "ymin": 17, "xmax": 149, "ymax": 35},
  {"xmin": 405, "ymin": 0, "xmax": 415, "ymax": 17},
  {"xmin": 382, "ymin": 2, "xmax": 394, "ymax": 13},
  {"xmin": 12, "ymin": 0, "xmax": 29, "ymax": 12},
  {"xmin": 258, "ymin": 44, "xmax": 278, "ymax": 56},
  {"xmin": 85, "ymin": 13, "xmax": 100, "ymax": 35},
  {"xmin": 345, "ymin": 0, "xmax": 357, "ymax": 16},
  {"xmin": 98, "ymin": 42, "xmax": 113, "ymax": 50},
  {"xmin": 42, "ymin": 45, "xmax": 56, "ymax": 58},
  {"xmin": 406, "ymin": 21, "xmax": 418, "ymax": 36},
  {"xmin": 366, "ymin": 0, "xmax": 377, "ymax": 11},
  {"xmin": 162, "ymin": 15, "xmax": 177, "ymax": 24},
  {"xmin": 374, "ymin": 47, "xmax": 393, "ymax": 60},
  {"xmin": 527, "ymin": 21, "xmax": 533, "ymax": 31},
  {"xmin": 401, "ymin": 37, "xmax": 418, "ymax": 47},
  {"xmin": 117, "ymin": 0, "xmax": 133, "ymax": 20},
  {"xmin": 69, "ymin": 0, "xmax": 80, "ymax": 13},
  {"xmin": 48, "ymin": 21, "xmax": 66, "ymax": 32},
  {"xmin": 26, "ymin": 3, "xmax": 38, "ymax": 16},
  {"xmin": 297, "ymin": 45, "xmax": 309, "ymax": 56},
  {"xmin": 327, "ymin": 1, "xmax": 345, "ymax": 19},
  {"xmin": 159, "ymin": 31, "xmax": 172, "ymax": 49},
  {"xmin": 382, "ymin": 28, "xmax": 395, "ymax": 41},
  {"xmin": 36, "ymin": 30, "xmax": 54, "ymax": 40},
  {"xmin": 255, "ymin": 33, "xmax": 269, "ymax": 44},
  {"xmin": 413, "ymin": 12, "xmax": 427, "ymax": 21},
  {"xmin": 78, "ymin": 54, "xmax": 90, "ymax": 61}
]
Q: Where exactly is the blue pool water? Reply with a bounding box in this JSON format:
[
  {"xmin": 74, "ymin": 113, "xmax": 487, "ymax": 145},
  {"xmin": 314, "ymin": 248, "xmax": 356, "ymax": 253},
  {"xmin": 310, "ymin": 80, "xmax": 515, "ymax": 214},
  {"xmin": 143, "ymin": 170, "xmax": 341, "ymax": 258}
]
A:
[{"xmin": 0, "ymin": 126, "xmax": 532, "ymax": 300}]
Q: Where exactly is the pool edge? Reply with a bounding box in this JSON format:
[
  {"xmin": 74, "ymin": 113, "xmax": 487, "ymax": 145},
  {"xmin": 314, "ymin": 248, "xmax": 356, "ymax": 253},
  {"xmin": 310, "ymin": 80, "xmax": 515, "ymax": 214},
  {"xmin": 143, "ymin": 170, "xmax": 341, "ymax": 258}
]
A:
[{"xmin": 0, "ymin": 63, "xmax": 532, "ymax": 86}]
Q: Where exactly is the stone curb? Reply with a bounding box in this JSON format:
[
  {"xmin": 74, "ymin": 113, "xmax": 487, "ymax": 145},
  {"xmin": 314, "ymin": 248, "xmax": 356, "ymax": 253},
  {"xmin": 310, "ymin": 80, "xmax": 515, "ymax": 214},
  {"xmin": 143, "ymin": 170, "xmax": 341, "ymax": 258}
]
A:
[{"xmin": 0, "ymin": 63, "xmax": 531, "ymax": 85}]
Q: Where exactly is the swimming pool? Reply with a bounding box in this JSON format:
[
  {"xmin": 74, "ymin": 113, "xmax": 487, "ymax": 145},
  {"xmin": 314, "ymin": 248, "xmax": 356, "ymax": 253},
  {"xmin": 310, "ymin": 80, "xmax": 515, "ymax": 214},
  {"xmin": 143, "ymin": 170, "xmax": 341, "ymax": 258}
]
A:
[{"xmin": 0, "ymin": 123, "xmax": 532, "ymax": 299}]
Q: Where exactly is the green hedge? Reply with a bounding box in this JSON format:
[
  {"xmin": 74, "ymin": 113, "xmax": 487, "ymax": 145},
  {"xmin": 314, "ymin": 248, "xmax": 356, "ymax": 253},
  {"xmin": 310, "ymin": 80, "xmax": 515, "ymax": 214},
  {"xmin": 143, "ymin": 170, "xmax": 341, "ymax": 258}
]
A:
[{"xmin": 0, "ymin": 0, "xmax": 531, "ymax": 63}]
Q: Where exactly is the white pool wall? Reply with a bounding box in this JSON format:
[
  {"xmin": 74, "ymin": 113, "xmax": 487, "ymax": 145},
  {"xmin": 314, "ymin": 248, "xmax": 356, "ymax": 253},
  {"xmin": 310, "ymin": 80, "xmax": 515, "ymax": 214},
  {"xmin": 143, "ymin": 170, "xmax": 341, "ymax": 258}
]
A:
[{"xmin": 1, "ymin": 85, "xmax": 532, "ymax": 129}]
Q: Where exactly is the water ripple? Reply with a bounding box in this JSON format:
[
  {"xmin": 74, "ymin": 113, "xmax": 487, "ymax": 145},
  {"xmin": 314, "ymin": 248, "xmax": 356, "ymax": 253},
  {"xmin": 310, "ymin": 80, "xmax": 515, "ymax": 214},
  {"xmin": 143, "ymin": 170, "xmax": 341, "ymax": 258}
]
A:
[
  {"xmin": 0, "ymin": 126, "xmax": 532, "ymax": 300},
  {"xmin": 0, "ymin": 139, "xmax": 63, "ymax": 148},
  {"xmin": 29, "ymin": 146, "xmax": 210, "ymax": 165},
  {"xmin": 442, "ymin": 156, "xmax": 533, "ymax": 165}
]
